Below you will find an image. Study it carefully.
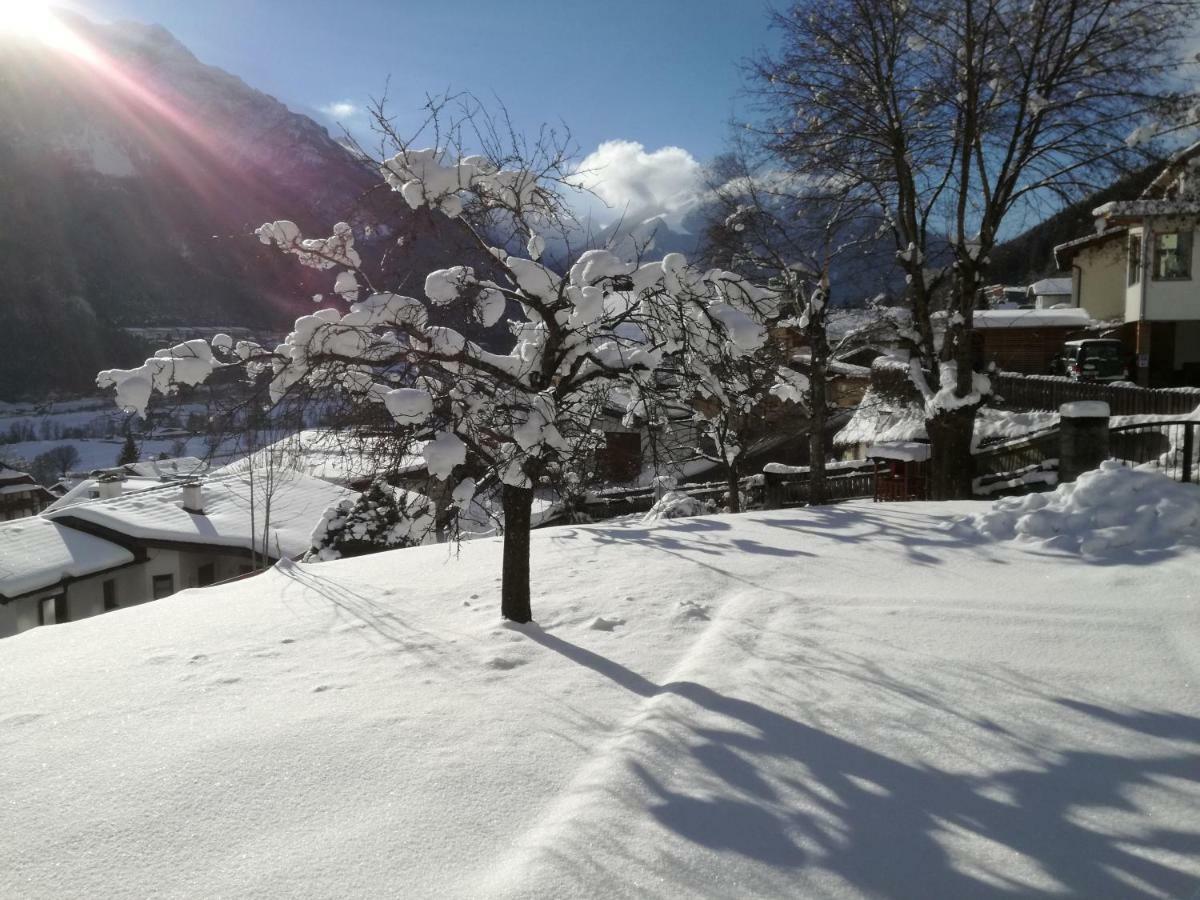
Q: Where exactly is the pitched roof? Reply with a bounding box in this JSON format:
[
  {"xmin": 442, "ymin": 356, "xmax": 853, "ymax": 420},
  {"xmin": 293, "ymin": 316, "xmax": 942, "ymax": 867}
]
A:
[
  {"xmin": 1029, "ymin": 277, "xmax": 1072, "ymax": 296},
  {"xmin": 0, "ymin": 466, "xmax": 35, "ymax": 484},
  {"xmin": 1053, "ymin": 227, "xmax": 1126, "ymax": 267},
  {"xmin": 43, "ymin": 475, "xmax": 165, "ymax": 514},
  {"xmin": 1092, "ymin": 199, "xmax": 1200, "ymax": 220},
  {"xmin": 933, "ymin": 307, "xmax": 1093, "ymax": 329},
  {"xmin": 1142, "ymin": 140, "xmax": 1200, "ymax": 199},
  {"xmin": 122, "ymin": 457, "xmax": 207, "ymax": 479},
  {"xmin": 0, "ymin": 517, "xmax": 133, "ymax": 600},
  {"xmin": 46, "ymin": 470, "xmax": 354, "ymax": 560}
]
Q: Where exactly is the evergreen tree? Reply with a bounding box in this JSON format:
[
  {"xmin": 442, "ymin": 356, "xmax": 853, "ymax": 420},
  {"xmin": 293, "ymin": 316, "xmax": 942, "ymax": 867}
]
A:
[
  {"xmin": 116, "ymin": 432, "xmax": 138, "ymax": 467},
  {"xmin": 307, "ymin": 480, "xmax": 434, "ymax": 561}
]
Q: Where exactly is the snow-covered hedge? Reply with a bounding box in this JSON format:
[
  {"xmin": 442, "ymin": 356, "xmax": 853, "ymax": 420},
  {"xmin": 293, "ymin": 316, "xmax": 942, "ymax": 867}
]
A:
[
  {"xmin": 307, "ymin": 481, "xmax": 434, "ymax": 561},
  {"xmin": 945, "ymin": 461, "xmax": 1200, "ymax": 557}
]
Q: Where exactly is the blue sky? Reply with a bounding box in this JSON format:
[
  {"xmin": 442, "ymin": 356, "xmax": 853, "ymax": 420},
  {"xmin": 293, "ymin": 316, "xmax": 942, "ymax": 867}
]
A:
[{"xmin": 74, "ymin": 0, "xmax": 778, "ymax": 166}]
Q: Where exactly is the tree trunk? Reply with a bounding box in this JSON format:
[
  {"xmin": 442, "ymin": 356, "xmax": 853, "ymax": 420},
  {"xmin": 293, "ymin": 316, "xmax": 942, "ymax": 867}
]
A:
[
  {"xmin": 500, "ymin": 484, "xmax": 534, "ymax": 623},
  {"xmin": 927, "ymin": 407, "xmax": 975, "ymax": 500},
  {"xmin": 807, "ymin": 358, "xmax": 828, "ymax": 506},
  {"xmin": 726, "ymin": 461, "xmax": 741, "ymax": 513}
]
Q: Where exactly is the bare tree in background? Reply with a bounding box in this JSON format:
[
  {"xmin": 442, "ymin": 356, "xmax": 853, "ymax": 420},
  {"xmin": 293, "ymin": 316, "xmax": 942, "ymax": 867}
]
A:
[
  {"xmin": 702, "ymin": 155, "xmax": 874, "ymax": 504},
  {"xmin": 753, "ymin": 0, "xmax": 1197, "ymax": 497}
]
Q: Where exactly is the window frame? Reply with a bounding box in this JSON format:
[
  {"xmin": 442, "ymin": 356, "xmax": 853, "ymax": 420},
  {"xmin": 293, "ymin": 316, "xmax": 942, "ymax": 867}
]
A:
[
  {"xmin": 151, "ymin": 574, "xmax": 175, "ymax": 600},
  {"xmin": 1152, "ymin": 230, "xmax": 1193, "ymax": 281},
  {"xmin": 1127, "ymin": 234, "xmax": 1142, "ymax": 286}
]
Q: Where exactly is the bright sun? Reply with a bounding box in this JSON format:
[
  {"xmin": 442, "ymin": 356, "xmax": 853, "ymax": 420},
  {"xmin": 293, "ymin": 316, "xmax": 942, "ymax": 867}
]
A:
[{"xmin": 0, "ymin": 0, "xmax": 97, "ymax": 61}]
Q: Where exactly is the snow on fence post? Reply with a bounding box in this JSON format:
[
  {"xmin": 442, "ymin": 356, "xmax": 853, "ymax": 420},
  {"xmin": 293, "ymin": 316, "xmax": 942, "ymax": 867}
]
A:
[{"xmin": 1058, "ymin": 401, "xmax": 1110, "ymax": 484}]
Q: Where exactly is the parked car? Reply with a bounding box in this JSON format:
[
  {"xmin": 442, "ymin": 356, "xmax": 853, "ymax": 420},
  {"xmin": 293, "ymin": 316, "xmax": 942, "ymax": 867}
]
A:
[{"xmin": 1051, "ymin": 339, "xmax": 1129, "ymax": 382}]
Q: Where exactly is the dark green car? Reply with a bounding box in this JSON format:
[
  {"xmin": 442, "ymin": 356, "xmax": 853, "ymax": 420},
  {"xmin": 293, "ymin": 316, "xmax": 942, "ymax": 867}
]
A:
[{"xmin": 1052, "ymin": 339, "xmax": 1129, "ymax": 382}]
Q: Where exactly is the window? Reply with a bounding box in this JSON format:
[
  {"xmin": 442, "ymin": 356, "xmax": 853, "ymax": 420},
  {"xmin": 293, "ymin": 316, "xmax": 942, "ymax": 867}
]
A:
[
  {"xmin": 1153, "ymin": 231, "xmax": 1192, "ymax": 280},
  {"xmin": 1128, "ymin": 234, "xmax": 1141, "ymax": 286},
  {"xmin": 197, "ymin": 563, "xmax": 215, "ymax": 587},
  {"xmin": 152, "ymin": 574, "xmax": 175, "ymax": 600},
  {"xmin": 103, "ymin": 579, "xmax": 118, "ymax": 612},
  {"xmin": 598, "ymin": 431, "xmax": 642, "ymax": 482},
  {"xmin": 38, "ymin": 594, "xmax": 67, "ymax": 626}
]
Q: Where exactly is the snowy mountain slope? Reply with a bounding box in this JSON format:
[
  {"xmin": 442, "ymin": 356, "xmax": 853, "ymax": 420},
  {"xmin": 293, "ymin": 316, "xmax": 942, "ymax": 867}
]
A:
[
  {"xmin": 2, "ymin": 501, "xmax": 1198, "ymax": 897},
  {"xmin": 0, "ymin": 14, "xmax": 478, "ymax": 400}
]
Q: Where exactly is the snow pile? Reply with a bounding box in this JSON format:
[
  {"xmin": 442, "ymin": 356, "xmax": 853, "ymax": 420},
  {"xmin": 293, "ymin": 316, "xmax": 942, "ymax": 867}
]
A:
[
  {"xmin": 947, "ymin": 461, "xmax": 1200, "ymax": 557},
  {"xmin": 1060, "ymin": 400, "xmax": 1110, "ymax": 418},
  {"xmin": 642, "ymin": 489, "xmax": 714, "ymax": 521}
]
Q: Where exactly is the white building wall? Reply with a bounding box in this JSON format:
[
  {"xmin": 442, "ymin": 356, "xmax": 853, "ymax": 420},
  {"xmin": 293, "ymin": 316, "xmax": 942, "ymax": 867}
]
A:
[
  {"xmin": 1126, "ymin": 227, "xmax": 1145, "ymax": 323},
  {"xmin": 1, "ymin": 548, "xmax": 256, "ymax": 639},
  {"xmin": 1139, "ymin": 220, "xmax": 1200, "ymax": 322},
  {"xmin": 1073, "ymin": 241, "xmax": 1126, "ymax": 321}
]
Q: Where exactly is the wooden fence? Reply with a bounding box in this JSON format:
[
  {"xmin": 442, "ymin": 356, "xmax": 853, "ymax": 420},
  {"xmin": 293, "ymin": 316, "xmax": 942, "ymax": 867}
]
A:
[{"xmin": 992, "ymin": 372, "xmax": 1200, "ymax": 416}]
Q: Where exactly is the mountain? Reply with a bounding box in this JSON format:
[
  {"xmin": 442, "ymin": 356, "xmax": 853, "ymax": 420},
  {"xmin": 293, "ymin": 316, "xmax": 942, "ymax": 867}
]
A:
[
  {"xmin": 0, "ymin": 13, "xmax": 473, "ymax": 400},
  {"xmin": 987, "ymin": 161, "xmax": 1163, "ymax": 287}
]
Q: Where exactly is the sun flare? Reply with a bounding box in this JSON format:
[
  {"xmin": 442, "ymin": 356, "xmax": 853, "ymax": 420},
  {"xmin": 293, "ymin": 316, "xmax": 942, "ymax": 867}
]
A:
[{"xmin": 0, "ymin": 1, "xmax": 98, "ymax": 62}]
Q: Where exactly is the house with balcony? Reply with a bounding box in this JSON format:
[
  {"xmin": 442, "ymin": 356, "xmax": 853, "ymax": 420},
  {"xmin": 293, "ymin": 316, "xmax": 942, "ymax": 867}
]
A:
[{"xmin": 1055, "ymin": 141, "xmax": 1200, "ymax": 386}]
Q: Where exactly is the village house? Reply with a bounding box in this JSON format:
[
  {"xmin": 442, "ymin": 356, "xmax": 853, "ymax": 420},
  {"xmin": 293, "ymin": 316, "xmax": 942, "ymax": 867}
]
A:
[
  {"xmin": 0, "ymin": 465, "xmax": 56, "ymax": 521},
  {"xmin": 1055, "ymin": 141, "xmax": 1200, "ymax": 387},
  {"xmin": 0, "ymin": 469, "xmax": 352, "ymax": 639}
]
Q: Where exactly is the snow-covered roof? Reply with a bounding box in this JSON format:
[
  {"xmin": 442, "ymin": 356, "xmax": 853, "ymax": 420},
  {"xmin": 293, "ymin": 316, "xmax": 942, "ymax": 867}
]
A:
[
  {"xmin": 43, "ymin": 475, "xmax": 166, "ymax": 514},
  {"xmin": 0, "ymin": 483, "xmax": 47, "ymax": 497},
  {"xmin": 1093, "ymin": 199, "xmax": 1200, "ymax": 220},
  {"xmin": 935, "ymin": 308, "xmax": 1094, "ymax": 330},
  {"xmin": 1028, "ymin": 277, "xmax": 1071, "ymax": 296},
  {"xmin": 122, "ymin": 456, "xmax": 207, "ymax": 479},
  {"xmin": 46, "ymin": 470, "xmax": 354, "ymax": 559},
  {"xmin": 248, "ymin": 430, "xmax": 426, "ymax": 486},
  {"xmin": 0, "ymin": 466, "xmax": 35, "ymax": 484},
  {"xmin": 1142, "ymin": 139, "xmax": 1200, "ymax": 198},
  {"xmin": 835, "ymin": 387, "xmax": 926, "ymax": 447},
  {"xmin": 866, "ymin": 441, "xmax": 931, "ymax": 462},
  {"xmin": 0, "ymin": 517, "xmax": 133, "ymax": 599},
  {"xmin": 1053, "ymin": 227, "xmax": 1126, "ymax": 267}
]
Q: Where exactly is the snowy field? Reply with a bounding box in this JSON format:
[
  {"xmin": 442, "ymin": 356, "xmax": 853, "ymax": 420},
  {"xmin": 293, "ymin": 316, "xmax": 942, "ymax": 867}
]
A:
[
  {"xmin": 2, "ymin": 501, "xmax": 1198, "ymax": 898},
  {"xmin": 0, "ymin": 435, "xmax": 218, "ymax": 473}
]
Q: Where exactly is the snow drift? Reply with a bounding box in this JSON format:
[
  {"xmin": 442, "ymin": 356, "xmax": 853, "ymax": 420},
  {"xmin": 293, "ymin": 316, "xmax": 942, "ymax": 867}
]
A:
[
  {"xmin": 2, "ymin": 502, "xmax": 1199, "ymax": 898},
  {"xmin": 946, "ymin": 460, "xmax": 1200, "ymax": 557}
]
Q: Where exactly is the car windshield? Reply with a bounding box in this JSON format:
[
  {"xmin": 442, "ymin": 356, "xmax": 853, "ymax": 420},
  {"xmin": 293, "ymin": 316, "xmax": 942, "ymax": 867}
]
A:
[{"xmin": 1081, "ymin": 344, "xmax": 1121, "ymax": 361}]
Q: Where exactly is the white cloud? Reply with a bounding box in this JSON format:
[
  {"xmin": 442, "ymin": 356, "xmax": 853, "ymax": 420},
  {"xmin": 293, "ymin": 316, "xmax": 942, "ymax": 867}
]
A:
[
  {"xmin": 319, "ymin": 100, "xmax": 361, "ymax": 120},
  {"xmin": 570, "ymin": 140, "xmax": 705, "ymax": 229}
]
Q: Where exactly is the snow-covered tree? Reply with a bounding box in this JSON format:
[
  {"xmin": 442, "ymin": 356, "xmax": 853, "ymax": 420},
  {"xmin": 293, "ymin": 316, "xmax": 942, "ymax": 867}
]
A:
[
  {"xmin": 96, "ymin": 103, "xmax": 779, "ymax": 623},
  {"xmin": 665, "ymin": 305, "xmax": 804, "ymax": 512},
  {"xmin": 307, "ymin": 480, "xmax": 435, "ymax": 561},
  {"xmin": 701, "ymin": 155, "xmax": 866, "ymax": 505}
]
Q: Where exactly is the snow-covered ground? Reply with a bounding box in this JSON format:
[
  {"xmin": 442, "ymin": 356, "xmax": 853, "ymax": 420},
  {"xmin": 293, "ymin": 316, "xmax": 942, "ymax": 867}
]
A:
[
  {"xmin": 0, "ymin": 435, "xmax": 217, "ymax": 473},
  {"xmin": 2, "ymin": 501, "xmax": 1199, "ymax": 898}
]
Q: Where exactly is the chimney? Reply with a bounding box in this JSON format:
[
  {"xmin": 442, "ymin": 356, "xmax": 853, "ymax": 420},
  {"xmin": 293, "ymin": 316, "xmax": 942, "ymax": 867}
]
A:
[
  {"xmin": 182, "ymin": 480, "xmax": 204, "ymax": 514},
  {"xmin": 97, "ymin": 474, "xmax": 123, "ymax": 500}
]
